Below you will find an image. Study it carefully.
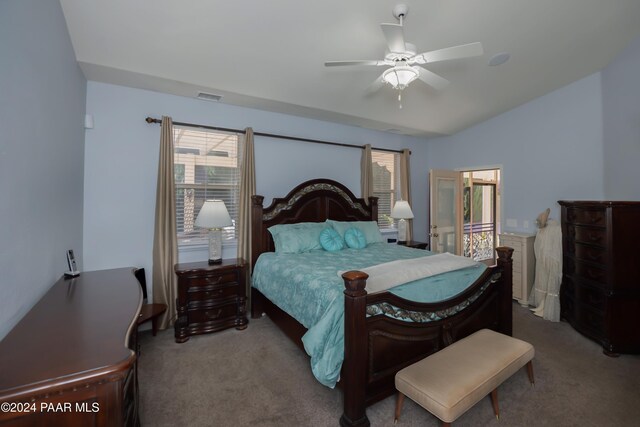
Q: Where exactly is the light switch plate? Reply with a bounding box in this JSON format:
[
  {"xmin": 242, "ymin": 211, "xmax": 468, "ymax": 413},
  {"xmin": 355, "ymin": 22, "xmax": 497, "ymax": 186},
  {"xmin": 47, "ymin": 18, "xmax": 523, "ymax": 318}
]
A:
[
  {"xmin": 523, "ymin": 220, "xmax": 530, "ymax": 229},
  {"xmin": 506, "ymin": 218, "xmax": 517, "ymax": 228}
]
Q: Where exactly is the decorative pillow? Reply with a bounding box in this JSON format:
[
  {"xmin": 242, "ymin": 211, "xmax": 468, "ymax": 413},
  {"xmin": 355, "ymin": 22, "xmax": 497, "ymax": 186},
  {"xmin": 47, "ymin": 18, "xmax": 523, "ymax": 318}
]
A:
[
  {"xmin": 319, "ymin": 228, "xmax": 344, "ymax": 252},
  {"xmin": 267, "ymin": 222, "xmax": 325, "ymax": 254},
  {"xmin": 344, "ymin": 227, "xmax": 367, "ymax": 249},
  {"xmin": 326, "ymin": 220, "xmax": 385, "ymax": 244}
]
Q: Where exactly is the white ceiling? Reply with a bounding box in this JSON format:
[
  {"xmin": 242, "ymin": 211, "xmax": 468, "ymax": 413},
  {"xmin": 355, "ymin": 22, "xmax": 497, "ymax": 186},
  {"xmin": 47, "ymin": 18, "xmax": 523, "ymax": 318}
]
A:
[{"xmin": 60, "ymin": 0, "xmax": 640, "ymax": 137}]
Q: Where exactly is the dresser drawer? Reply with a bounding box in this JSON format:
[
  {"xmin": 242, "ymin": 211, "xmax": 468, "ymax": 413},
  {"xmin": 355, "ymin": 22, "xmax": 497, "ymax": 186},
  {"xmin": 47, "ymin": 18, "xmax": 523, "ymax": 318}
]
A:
[
  {"xmin": 183, "ymin": 271, "xmax": 239, "ymax": 289},
  {"xmin": 187, "ymin": 302, "xmax": 239, "ymax": 325},
  {"xmin": 574, "ymin": 260, "xmax": 607, "ymax": 285},
  {"xmin": 187, "ymin": 281, "xmax": 240, "ymax": 304},
  {"xmin": 574, "ymin": 282, "xmax": 608, "ymax": 311},
  {"xmin": 565, "ymin": 258, "xmax": 608, "ymax": 285},
  {"xmin": 570, "ymin": 226, "xmax": 607, "ymax": 247},
  {"xmin": 574, "ymin": 243, "xmax": 607, "ymax": 265},
  {"xmin": 574, "ymin": 303, "xmax": 605, "ymax": 336},
  {"xmin": 566, "ymin": 208, "xmax": 606, "ymax": 227}
]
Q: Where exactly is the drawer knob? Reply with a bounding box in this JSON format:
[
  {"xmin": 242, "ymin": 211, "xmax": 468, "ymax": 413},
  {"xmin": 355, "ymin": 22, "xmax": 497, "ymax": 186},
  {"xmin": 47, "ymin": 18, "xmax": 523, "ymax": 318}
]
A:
[
  {"xmin": 588, "ymin": 233, "xmax": 600, "ymax": 242},
  {"xmin": 205, "ymin": 309, "xmax": 222, "ymax": 320}
]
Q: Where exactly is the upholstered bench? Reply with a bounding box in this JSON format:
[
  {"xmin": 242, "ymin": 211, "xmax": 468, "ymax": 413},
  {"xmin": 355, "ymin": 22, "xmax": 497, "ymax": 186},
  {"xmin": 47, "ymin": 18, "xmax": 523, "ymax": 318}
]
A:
[{"xmin": 394, "ymin": 329, "xmax": 535, "ymax": 426}]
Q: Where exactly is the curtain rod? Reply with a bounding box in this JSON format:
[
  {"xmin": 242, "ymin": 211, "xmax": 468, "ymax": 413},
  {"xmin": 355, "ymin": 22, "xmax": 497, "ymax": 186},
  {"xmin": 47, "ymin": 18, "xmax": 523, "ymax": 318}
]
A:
[{"xmin": 145, "ymin": 117, "xmax": 409, "ymax": 154}]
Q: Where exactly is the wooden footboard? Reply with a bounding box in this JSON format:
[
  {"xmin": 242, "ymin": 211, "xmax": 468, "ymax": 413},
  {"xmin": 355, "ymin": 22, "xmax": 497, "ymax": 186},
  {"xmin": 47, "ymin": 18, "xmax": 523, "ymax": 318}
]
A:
[{"xmin": 339, "ymin": 247, "xmax": 513, "ymax": 427}]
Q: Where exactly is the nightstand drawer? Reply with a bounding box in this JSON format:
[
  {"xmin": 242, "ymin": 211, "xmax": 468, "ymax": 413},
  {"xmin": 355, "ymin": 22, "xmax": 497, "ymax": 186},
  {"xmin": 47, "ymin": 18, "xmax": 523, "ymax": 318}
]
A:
[
  {"xmin": 187, "ymin": 281, "xmax": 240, "ymax": 303},
  {"xmin": 187, "ymin": 302, "xmax": 238, "ymax": 325},
  {"xmin": 186, "ymin": 271, "xmax": 239, "ymax": 289}
]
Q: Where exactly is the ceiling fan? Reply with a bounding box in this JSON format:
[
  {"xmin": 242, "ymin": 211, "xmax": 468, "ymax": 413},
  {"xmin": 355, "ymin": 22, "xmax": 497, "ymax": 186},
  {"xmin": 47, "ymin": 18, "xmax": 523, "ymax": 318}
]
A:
[{"xmin": 325, "ymin": 4, "xmax": 484, "ymax": 106}]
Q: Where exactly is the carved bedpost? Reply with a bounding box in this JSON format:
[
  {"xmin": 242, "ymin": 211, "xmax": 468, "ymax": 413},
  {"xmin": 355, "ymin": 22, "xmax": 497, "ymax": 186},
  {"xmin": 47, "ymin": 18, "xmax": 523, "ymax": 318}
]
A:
[
  {"xmin": 251, "ymin": 195, "xmax": 264, "ymax": 319},
  {"xmin": 340, "ymin": 271, "xmax": 370, "ymax": 427},
  {"xmin": 496, "ymin": 246, "xmax": 514, "ymax": 336},
  {"xmin": 368, "ymin": 197, "xmax": 378, "ymax": 223}
]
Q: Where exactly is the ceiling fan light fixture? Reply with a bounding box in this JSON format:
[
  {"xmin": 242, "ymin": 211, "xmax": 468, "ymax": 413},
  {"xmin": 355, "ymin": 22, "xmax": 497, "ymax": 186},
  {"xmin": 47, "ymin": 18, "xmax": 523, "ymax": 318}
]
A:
[{"xmin": 382, "ymin": 65, "xmax": 419, "ymax": 90}]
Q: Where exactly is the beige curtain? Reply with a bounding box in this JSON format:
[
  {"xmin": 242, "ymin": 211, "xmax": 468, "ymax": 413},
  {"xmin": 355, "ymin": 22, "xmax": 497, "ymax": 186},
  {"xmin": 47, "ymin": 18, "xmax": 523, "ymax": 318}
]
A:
[
  {"xmin": 361, "ymin": 144, "xmax": 373, "ymax": 203},
  {"xmin": 400, "ymin": 148, "xmax": 413, "ymax": 241},
  {"xmin": 152, "ymin": 116, "xmax": 178, "ymax": 329},
  {"xmin": 237, "ymin": 128, "xmax": 255, "ymax": 273}
]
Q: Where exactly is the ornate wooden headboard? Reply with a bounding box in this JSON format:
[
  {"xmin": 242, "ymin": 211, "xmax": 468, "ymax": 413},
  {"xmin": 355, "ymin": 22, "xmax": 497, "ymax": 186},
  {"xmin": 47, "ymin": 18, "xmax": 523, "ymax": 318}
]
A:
[{"xmin": 251, "ymin": 178, "xmax": 378, "ymax": 268}]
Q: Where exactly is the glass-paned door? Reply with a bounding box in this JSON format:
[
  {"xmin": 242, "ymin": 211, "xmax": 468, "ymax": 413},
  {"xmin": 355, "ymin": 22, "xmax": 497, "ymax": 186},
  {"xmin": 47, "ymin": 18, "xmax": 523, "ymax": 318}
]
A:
[
  {"xmin": 462, "ymin": 170, "xmax": 500, "ymax": 264},
  {"xmin": 429, "ymin": 170, "xmax": 462, "ymax": 254}
]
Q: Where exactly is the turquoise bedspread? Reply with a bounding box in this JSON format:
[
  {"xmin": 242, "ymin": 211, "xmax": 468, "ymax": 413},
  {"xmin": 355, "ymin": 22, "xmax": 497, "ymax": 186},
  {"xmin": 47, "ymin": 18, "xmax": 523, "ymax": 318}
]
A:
[{"xmin": 251, "ymin": 243, "xmax": 486, "ymax": 388}]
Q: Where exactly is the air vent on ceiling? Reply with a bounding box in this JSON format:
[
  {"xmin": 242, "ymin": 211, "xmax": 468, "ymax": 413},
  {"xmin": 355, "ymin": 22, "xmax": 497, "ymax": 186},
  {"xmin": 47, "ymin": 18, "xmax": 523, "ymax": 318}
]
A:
[
  {"xmin": 197, "ymin": 92, "xmax": 223, "ymax": 102},
  {"xmin": 384, "ymin": 128, "xmax": 403, "ymax": 134}
]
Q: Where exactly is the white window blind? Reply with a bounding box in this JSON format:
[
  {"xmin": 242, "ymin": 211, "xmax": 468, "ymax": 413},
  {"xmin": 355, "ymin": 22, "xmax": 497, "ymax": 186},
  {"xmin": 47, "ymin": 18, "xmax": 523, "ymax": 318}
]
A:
[
  {"xmin": 173, "ymin": 126, "xmax": 241, "ymax": 246},
  {"xmin": 372, "ymin": 150, "xmax": 400, "ymax": 228}
]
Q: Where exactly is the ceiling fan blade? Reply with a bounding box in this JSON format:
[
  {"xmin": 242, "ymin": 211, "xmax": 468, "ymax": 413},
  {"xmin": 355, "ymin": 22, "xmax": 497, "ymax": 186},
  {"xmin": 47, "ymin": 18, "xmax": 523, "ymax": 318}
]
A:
[
  {"xmin": 324, "ymin": 60, "xmax": 385, "ymax": 67},
  {"xmin": 365, "ymin": 73, "xmax": 386, "ymax": 95},
  {"xmin": 416, "ymin": 67, "xmax": 450, "ymax": 90},
  {"xmin": 415, "ymin": 42, "xmax": 484, "ymax": 64},
  {"xmin": 380, "ymin": 23, "xmax": 406, "ymax": 53}
]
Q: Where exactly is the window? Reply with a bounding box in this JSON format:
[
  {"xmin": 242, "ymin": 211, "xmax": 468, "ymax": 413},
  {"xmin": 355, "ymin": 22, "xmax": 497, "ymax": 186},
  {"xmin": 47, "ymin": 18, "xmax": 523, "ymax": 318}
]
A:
[
  {"xmin": 372, "ymin": 150, "xmax": 400, "ymax": 228},
  {"xmin": 173, "ymin": 126, "xmax": 241, "ymax": 246}
]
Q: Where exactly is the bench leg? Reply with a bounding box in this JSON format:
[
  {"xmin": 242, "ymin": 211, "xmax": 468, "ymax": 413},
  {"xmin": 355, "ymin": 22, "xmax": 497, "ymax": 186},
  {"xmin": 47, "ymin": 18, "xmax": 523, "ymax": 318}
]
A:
[
  {"xmin": 490, "ymin": 389, "xmax": 500, "ymax": 420},
  {"xmin": 394, "ymin": 392, "xmax": 405, "ymax": 423},
  {"xmin": 526, "ymin": 361, "xmax": 535, "ymax": 386}
]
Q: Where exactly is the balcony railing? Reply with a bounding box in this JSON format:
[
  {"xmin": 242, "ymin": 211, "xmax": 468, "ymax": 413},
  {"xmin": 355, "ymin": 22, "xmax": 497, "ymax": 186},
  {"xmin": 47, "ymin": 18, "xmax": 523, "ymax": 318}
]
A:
[{"xmin": 463, "ymin": 222, "xmax": 495, "ymax": 261}]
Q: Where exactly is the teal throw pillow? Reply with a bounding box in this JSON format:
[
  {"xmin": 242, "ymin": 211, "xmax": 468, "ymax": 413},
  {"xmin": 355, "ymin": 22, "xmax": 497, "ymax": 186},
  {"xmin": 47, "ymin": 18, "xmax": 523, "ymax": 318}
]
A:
[
  {"xmin": 319, "ymin": 228, "xmax": 344, "ymax": 252},
  {"xmin": 344, "ymin": 227, "xmax": 367, "ymax": 249}
]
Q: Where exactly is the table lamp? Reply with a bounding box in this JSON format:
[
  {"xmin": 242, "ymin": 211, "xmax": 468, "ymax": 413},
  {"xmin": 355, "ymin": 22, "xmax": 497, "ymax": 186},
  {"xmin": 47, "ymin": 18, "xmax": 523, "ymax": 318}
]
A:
[
  {"xmin": 195, "ymin": 199, "xmax": 232, "ymax": 264},
  {"xmin": 392, "ymin": 200, "xmax": 414, "ymax": 243}
]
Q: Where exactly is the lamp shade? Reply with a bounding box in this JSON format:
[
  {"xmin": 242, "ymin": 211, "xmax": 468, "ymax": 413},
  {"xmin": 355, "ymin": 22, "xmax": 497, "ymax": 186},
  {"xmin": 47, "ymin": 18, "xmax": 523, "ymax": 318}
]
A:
[
  {"xmin": 195, "ymin": 200, "xmax": 232, "ymax": 229},
  {"xmin": 391, "ymin": 200, "xmax": 414, "ymax": 219},
  {"xmin": 382, "ymin": 65, "xmax": 419, "ymax": 90}
]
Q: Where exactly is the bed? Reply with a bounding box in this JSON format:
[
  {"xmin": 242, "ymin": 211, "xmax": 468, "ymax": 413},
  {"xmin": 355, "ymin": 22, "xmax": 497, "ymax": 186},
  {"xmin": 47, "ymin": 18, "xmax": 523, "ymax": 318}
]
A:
[{"xmin": 250, "ymin": 178, "xmax": 514, "ymax": 427}]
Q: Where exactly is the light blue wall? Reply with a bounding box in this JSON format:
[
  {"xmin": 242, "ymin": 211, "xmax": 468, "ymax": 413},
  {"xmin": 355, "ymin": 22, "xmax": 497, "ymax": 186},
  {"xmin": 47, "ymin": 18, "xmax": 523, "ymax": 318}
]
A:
[
  {"xmin": 0, "ymin": 0, "xmax": 86, "ymax": 340},
  {"xmin": 424, "ymin": 73, "xmax": 605, "ymax": 234},
  {"xmin": 83, "ymin": 82, "xmax": 428, "ymax": 296},
  {"xmin": 602, "ymin": 35, "xmax": 640, "ymax": 200}
]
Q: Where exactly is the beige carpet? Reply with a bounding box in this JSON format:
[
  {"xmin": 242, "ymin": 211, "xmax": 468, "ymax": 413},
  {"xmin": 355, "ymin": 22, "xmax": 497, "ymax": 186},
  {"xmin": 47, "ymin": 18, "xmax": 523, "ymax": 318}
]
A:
[{"xmin": 138, "ymin": 304, "xmax": 640, "ymax": 426}]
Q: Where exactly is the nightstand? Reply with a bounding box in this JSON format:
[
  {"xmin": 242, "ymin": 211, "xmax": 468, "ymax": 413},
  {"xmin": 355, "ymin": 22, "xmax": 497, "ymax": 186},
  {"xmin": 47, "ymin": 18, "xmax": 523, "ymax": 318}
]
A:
[
  {"xmin": 174, "ymin": 259, "xmax": 248, "ymax": 343},
  {"xmin": 398, "ymin": 240, "xmax": 429, "ymax": 250}
]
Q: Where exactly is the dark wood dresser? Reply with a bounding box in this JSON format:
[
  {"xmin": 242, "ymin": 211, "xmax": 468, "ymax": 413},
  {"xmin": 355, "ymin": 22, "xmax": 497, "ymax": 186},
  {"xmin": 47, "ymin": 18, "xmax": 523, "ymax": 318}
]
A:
[
  {"xmin": 0, "ymin": 268, "xmax": 142, "ymax": 426},
  {"xmin": 174, "ymin": 259, "xmax": 248, "ymax": 343},
  {"xmin": 558, "ymin": 201, "xmax": 640, "ymax": 355}
]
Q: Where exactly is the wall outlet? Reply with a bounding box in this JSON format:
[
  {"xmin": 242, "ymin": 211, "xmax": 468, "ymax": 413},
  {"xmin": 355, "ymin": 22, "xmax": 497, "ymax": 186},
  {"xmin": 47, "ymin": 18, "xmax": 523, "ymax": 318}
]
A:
[{"xmin": 506, "ymin": 218, "xmax": 518, "ymax": 228}]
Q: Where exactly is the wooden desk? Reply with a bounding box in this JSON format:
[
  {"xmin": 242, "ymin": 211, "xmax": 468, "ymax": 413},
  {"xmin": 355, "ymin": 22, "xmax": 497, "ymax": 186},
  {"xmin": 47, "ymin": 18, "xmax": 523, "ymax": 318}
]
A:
[{"xmin": 0, "ymin": 268, "xmax": 142, "ymax": 426}]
